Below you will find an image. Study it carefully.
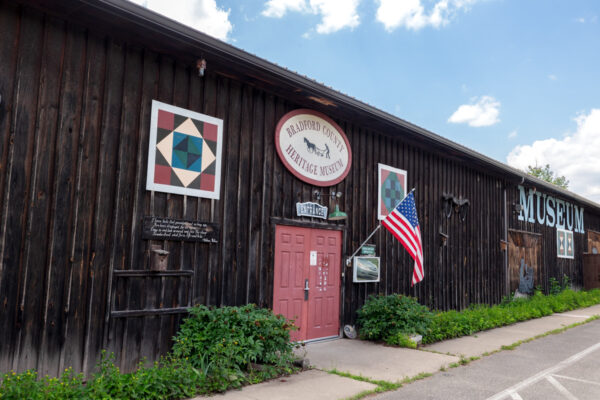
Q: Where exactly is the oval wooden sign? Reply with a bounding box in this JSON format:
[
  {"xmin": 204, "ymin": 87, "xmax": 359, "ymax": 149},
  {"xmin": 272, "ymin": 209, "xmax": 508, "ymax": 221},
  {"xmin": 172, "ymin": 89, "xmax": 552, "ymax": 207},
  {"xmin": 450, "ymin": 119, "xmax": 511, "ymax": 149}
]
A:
[{"xmin": 275, "ymin": 109, "xmax": 352, "ymax": 187}]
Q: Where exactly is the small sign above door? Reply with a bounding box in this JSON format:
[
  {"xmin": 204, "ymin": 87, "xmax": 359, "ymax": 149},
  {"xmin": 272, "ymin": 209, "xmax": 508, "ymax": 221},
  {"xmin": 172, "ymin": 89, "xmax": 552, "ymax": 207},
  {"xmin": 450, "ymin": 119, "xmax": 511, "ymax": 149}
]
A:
[{"xmin": 296, "ymin": 202, "xmax": 328, "ymax": 219}]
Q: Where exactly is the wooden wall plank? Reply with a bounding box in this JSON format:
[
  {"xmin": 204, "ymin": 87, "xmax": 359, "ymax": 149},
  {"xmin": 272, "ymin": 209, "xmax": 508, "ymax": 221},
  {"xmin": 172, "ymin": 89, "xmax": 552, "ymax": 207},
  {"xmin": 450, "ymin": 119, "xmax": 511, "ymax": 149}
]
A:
[
  {"xmin": 3, "ymin": 6, "xmax": 45, "ymax": 373},
  {"xmin": 15, "ymin": 14, "xmax": 65, "ymax": 376}
]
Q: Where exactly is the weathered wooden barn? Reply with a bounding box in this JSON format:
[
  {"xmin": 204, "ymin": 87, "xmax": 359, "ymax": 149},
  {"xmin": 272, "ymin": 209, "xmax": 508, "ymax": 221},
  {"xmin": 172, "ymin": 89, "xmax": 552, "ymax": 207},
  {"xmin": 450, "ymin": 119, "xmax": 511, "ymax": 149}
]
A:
[{"xmin": 1, "ymin": 0, "xmax": 600, "ymax": 378}]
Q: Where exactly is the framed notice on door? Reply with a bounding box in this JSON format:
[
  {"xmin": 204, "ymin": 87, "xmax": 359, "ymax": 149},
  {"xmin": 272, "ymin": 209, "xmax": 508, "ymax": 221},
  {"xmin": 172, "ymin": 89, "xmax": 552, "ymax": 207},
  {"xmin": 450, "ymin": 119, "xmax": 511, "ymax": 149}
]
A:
[{"xmin": 353, "ymin": 256, "xmax": 380, "ymax": 283}]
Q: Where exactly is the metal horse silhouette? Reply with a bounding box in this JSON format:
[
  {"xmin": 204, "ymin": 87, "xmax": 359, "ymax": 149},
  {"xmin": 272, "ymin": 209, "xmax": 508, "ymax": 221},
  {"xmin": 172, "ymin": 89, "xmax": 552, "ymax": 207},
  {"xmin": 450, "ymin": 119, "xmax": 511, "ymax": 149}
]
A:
[{"xmin": 304, "ymin": 137, "xmax": 330, "ymax": 158}]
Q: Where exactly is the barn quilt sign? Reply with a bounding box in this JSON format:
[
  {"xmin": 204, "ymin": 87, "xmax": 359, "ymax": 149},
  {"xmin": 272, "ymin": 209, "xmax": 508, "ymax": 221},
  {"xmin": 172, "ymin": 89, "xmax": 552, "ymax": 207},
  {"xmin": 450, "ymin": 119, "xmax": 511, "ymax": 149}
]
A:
[
  {"xmin": 146, "ymin": 100, "xmax": 223, "ymax": 199},
  {"xmin": 275, "ymin": 109, "xmax": 352, "ymax": 187},
  {"xmin": 378, "ymin": 164, "xmax": 407, "ymax": 220}
]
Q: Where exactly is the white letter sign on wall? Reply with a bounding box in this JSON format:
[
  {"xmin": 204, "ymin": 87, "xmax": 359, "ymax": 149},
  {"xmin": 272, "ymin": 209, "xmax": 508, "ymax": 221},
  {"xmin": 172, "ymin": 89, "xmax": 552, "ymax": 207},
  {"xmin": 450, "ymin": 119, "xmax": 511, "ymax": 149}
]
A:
[
  {"xmin": 275, "ymin": 109, "xmax": 352, "ymax": 187},
  {"xmin": 517, "ymin": 185, "xmax": 584, "ymax": 233}
]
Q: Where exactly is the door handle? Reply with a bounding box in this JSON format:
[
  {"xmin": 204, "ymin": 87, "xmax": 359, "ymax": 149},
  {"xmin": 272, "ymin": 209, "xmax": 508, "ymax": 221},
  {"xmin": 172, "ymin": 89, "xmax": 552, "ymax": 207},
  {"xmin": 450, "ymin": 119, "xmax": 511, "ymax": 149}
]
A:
[{"xmin": 304, "ymin": 279, "xmax": 309, "ymax": 301}]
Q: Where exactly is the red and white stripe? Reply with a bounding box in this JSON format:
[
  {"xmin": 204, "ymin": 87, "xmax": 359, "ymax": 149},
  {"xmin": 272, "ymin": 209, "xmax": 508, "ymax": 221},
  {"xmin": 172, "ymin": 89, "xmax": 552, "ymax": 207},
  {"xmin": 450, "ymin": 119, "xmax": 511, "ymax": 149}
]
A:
[{"xmin": 382, "ymin": 209, "xmax": 424, "ymax": 285}]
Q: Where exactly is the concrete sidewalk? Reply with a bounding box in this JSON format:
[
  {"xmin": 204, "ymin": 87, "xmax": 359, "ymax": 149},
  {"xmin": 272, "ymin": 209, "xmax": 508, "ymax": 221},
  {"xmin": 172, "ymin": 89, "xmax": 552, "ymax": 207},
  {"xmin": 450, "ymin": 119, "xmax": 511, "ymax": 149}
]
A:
[{"xmin": 193, "ymin": 305, "xmax": 600, "ymax": 400}]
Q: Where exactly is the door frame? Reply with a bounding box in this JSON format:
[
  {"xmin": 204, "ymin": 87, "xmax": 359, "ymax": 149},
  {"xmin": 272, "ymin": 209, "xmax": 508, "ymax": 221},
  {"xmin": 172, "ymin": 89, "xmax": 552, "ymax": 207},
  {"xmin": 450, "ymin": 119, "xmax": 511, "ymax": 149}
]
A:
[
  {"xmin": 507, "ymin": 229, "xmax": 542, "ymax": 295},
  {"xmin": 270, "ymin": 217, "xmax": 346, "ymax": 340}
]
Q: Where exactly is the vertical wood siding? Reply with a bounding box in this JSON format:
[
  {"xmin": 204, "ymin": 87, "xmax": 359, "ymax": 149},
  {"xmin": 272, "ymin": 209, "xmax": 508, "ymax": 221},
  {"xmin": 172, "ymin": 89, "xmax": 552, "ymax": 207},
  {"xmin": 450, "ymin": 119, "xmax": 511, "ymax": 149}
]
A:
[{"xmin": 1, "ymin": 3, "xmax": 600, "ymax": 377}]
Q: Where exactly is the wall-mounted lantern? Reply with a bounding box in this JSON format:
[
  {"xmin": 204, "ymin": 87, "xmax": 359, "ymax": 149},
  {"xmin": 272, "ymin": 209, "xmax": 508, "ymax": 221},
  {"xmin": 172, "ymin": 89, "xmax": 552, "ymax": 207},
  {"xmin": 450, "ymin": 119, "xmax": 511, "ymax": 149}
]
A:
[
  {"xmin": 513, "ymin": 203, "xmax": 523, "ymax": 214},
  {"xmin": 196, "ymin": 58, "xmax": 207, "ymax": 77},
  {"xmin": 314, "ymin": 190, "xmax": 347, "ymax": 221}
]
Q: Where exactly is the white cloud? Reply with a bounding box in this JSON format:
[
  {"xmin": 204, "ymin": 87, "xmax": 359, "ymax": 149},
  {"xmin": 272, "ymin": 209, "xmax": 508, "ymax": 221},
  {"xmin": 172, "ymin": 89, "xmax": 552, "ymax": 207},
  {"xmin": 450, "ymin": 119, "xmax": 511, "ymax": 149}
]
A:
[
  {"xmin": 129, "ymin": 0, "xmax": 232, "ymax": 41},
  {"xmin": 262, "ymin": 0, "xmax": 360, "ymax": 34},
  {"xmin": 548, "ymin": 74, "xmax": 557, "ymax": 81},
  {"xmin": 375, "ymin": 0, "xmax": 477, "ymax": 31},
  {"xmin": 576, "ymin": 16, "xmax": 597, "ymax": 24},
  {"xmin": 508, "ymin": 130, "xmax": 518, "ymax": 139},
  {"xmin": 262, "ymin": 0, "xmax": 306, "ymax": 18},
  {"xmin": 507, "ymin": 109, "xmax": 600, "ymax": 203},
  {"xmin": 448, "ymin": 96, "xmax": 501, "ymax": 127}
]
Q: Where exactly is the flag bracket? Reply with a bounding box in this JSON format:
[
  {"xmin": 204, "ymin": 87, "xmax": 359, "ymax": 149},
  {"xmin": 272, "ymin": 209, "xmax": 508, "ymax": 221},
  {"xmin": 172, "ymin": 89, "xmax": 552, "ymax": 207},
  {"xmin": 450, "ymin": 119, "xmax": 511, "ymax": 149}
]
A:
[
  {"xmin": 345, "ymin": 225, "xmax": 381, "ymax": 266},
  {"xmin": 345, "ymin": 188, "xmax": 416, "ymax": 267}
]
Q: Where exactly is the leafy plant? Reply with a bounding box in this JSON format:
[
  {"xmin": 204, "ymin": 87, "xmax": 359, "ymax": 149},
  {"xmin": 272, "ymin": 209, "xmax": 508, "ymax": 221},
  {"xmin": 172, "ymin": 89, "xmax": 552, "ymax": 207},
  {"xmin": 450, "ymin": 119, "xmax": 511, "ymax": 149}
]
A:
[
  {"xmin": 356, "ymin": 294, "xmax": 433, "ymax": 343},
  {"xmin": 1, "ymin": 305, "xmax": 298, "ymax": 398},
  {"xmin": 171, "ymin": 304, "xmax": 296, "ymax": 392},
  {"xmin": 385, "ymin": 332, "xmax": 418, "ymax": 348},
  {"xmin": 549, "ymin": 274, "xmax": 571, "ymax": 295},
  {"xmin": 526, "ymin": 163, "xmax": 569, "ymax": 189},
  {"xmin": 424, "ymin": 289, "xmax": 600, "ymax": 344},
  {"xmin": 357, "ymin": 290, "xmax": 600, "ymax": 347},
  {"xmin": 85, "ymin": 352, "xmax": 205, "ymax": 399},
  {"xmin": 0, "ymin": 368, "xmax": 84, "ymax": 400}
]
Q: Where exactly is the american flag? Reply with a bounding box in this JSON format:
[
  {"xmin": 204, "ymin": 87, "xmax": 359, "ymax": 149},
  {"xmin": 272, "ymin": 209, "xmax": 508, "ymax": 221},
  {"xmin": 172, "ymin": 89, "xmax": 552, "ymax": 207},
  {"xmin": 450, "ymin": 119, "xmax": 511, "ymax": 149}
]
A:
[{"xmin": 381, "ymin": 192, "xmax": 424, "ymax": 286}]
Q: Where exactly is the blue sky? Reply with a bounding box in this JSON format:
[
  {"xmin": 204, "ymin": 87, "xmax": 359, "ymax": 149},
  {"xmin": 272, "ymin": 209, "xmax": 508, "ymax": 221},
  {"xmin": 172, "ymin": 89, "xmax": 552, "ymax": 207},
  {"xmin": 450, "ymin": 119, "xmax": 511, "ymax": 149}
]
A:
[{"xmin": 130, "ymin": 0, "xmax": 600, "ymax": 202}]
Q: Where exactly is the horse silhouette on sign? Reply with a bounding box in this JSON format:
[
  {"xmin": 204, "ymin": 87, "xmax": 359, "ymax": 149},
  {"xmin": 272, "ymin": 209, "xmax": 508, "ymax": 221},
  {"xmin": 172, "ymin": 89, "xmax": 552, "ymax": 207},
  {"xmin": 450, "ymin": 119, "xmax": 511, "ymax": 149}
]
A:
[{"xmin": 303, "ymin": 137, "xmax": 330, "ymax": 158}]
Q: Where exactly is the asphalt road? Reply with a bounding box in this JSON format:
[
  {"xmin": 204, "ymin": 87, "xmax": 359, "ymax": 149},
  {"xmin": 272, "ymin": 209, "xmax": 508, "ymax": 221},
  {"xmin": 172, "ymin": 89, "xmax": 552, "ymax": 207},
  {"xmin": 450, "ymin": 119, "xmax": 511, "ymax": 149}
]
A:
[{"xmin": 374, "ymin": 319, "xmax": 600, "ymax": 400}]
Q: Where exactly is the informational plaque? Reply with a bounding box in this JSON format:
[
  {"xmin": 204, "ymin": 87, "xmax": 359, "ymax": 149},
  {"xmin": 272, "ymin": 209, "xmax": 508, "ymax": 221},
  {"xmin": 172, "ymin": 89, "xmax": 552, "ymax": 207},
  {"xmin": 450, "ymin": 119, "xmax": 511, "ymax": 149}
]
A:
[{"xmin": 142, "ymin": 216, "xmax": 219, "ymax": 243}]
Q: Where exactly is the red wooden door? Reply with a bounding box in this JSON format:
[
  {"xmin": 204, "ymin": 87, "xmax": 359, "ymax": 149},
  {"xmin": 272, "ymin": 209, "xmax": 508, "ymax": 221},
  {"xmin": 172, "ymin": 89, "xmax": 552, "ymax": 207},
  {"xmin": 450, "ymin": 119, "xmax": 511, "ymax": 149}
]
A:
[
  {"xmin": 307, "ymin": 229, "xmax": 341, "ymax": 339},
  {"xmin": 272, "ymin": 225, "xmax": 341, "ymax": 341}
]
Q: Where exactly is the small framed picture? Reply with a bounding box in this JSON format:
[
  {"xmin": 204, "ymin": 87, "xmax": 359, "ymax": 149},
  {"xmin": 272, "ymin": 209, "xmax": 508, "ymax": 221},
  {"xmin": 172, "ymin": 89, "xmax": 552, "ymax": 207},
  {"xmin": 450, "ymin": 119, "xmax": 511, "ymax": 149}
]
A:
[{"xmin": 353, "ymin": 256, "xmax": 380, "ymax": 283}]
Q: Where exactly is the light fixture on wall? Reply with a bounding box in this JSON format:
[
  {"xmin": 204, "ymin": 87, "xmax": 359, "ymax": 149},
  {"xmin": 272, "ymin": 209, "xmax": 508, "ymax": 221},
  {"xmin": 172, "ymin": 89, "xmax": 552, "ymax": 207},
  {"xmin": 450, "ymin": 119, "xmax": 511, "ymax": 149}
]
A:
[
  {"xmin": 513, "ymin": 203, "xmax": 523, "ymax": 214},
  {"xmin": 328, "ymin": 204, "xmax": 347, "ymax": 221},
  {"xmin": 197, "ymin": 58, "xmax": 207, "ymax": 77},
  {"xmin": 313, "ymin": 190, "xmax": 347, "ymax": 220}
]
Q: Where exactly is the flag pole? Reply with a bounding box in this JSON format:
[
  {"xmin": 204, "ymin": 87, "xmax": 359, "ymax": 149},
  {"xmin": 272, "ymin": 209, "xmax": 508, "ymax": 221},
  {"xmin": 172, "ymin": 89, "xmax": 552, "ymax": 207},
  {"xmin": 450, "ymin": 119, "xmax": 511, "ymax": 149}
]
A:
[{"xmin": 345, "ymin": 188, "xmax": 416, "ymax": 266}]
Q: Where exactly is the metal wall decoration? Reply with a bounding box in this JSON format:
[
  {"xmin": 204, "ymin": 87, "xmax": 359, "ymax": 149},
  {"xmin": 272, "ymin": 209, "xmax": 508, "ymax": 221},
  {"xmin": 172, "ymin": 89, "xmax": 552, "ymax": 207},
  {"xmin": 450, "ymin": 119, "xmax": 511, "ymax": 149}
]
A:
[
  {"xmin": 557, "ymin": 228, "xmax": 574, "ymax": 259},
  {"xmin": 442, "ymin": 192, "xmax": 470, "ymax": 221},
  {"xmin": 353, "ymin": 256, "xmax": 381, "ymax": 283},
  {"xmin": 378, "ymin": 163, "xmax": 407, "ymax": 220},
  {"xmin": 146, "ymin": 100, "xmax": 223, "ymax": 199}
]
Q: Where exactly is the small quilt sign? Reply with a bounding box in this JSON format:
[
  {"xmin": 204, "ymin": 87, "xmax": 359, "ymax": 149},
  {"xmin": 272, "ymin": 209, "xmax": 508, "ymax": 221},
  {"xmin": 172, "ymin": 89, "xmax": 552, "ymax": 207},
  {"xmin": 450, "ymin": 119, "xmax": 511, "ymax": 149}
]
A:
[
  {"xmin": 557, "ymin": 228, "xmax": 574, "ymax": 259},
  {"xmin": 146, "ymin": 100, "xmax": 223, "ymax": 199},
  {"xmin": 378, "ymin": 163, "xmax": 407, "ymax": 220}
]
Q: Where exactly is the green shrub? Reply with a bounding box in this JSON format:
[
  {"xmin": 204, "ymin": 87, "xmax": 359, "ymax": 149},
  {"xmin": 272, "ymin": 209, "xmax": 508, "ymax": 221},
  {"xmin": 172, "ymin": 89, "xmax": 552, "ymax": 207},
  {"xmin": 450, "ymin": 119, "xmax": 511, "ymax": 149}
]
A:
[
  {"xmin": 423, "ymin": 289, "xmax": 600, "ymax": 344},
  {"xmin": 356, "ymin": 294, "xmax": 433, "ymax": 343},
  {"xmin": 171, "ymin": 304, "xmax": 296, "ymax": 392},
  {"xmin": 357, "ymin": 290, "xmax": 600, "ymax": 347},
  {"xmin": 549, "ymin": 274, "xmax": 571, "ymax": 295},
  {"xmin": 0, "ymin": 368, "xmax": 84, "ymax": 400},
  {"xmin": 385, "ymin": 332, "xmax": 418, "ymax": 348},
  {"xmin": 85, "ymin": 352, "xmax": 205, "ymax": 399},
  {"xmin": 1, "ymin": 305, "xmax": 298, "ymax": 398}
]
